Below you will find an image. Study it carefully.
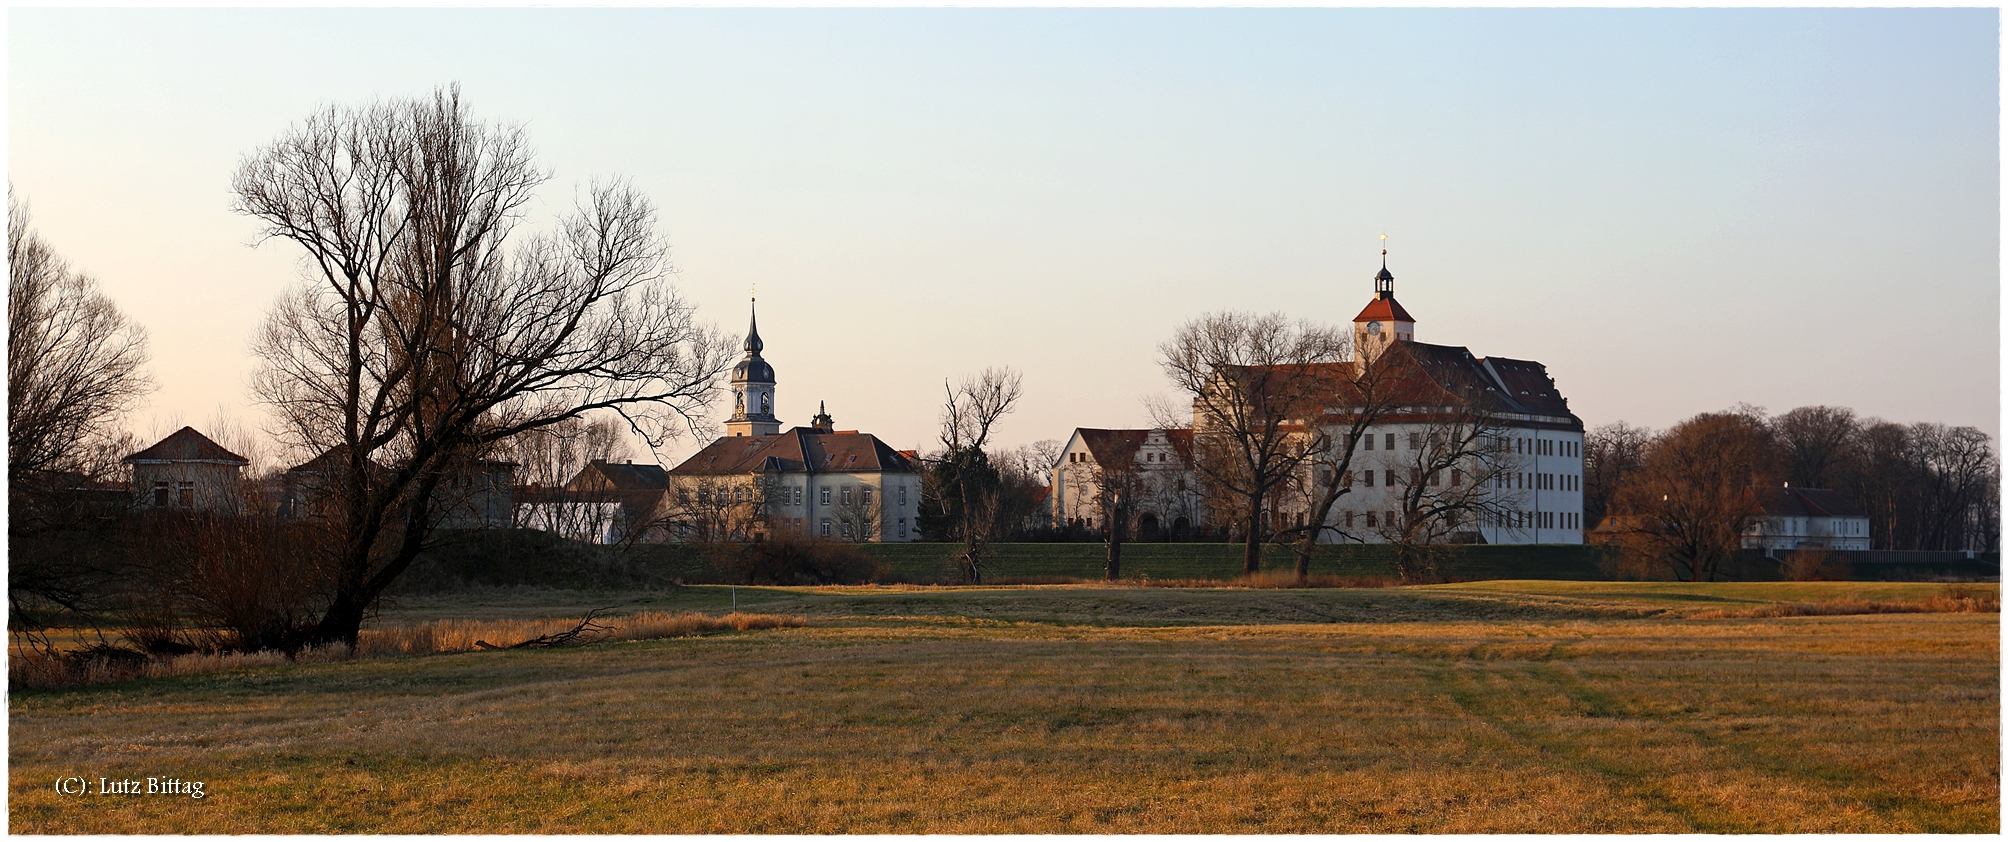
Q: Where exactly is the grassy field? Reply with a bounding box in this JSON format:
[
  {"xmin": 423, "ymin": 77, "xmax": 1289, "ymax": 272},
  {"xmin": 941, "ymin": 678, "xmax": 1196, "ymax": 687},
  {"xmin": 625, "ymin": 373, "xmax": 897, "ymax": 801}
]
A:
[{"xmin": 9, "ymin": 581, "xmax": 1998, "ymax": 833}]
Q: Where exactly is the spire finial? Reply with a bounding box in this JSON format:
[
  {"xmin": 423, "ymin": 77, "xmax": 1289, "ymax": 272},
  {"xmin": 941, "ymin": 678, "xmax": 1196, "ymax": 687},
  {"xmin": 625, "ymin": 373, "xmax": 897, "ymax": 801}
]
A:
[
  {"xmin": 743, "ymin": 297, "xmax": 764, "ymax": 355},
  {"xmin": 1373, "ymin": 235, "xmax": 1395, "ymax": 299}
]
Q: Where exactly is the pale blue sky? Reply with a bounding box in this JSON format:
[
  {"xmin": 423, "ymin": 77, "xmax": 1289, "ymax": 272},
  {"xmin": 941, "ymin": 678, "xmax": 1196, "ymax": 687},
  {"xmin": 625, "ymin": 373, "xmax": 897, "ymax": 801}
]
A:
[{"xmin": 10, "ymin": 8, "xmax": 1999, "ymax": 465}]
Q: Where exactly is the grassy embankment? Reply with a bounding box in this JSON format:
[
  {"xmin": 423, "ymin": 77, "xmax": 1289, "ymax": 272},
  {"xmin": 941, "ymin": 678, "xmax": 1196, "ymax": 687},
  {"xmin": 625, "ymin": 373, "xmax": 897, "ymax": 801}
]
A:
[{"xmin": 9, "ymin": 580, "xmax": 1998, "ymax": 833}]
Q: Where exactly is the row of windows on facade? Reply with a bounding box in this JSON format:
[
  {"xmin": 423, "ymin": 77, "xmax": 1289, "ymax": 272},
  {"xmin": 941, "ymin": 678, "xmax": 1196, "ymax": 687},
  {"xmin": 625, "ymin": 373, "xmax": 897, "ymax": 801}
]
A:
[
  {"xmin": 1066, "ymin": 452, "xmax": 1175, "ymax": 464},
  {"xmin": 152, "ymin": 482, "xmax": 196, "ymax": 508},
  {"xmin": 1321, "ymin": 468, "xmax": 1579, "ymax": 492},
  {"xmin": 682, "ymin": 484, "xmax": 909, "ymax": 508},
  {"xmin": 681, "ymin": 516, "xmax": 913, "ymax": 539},
  {"xmin": 1326, "ymin": 509, "xmax": 1581, "ymax": 531},
  {"xmin": 1354, "ymin": 432, "xmax": 1578, "ymax": 459},
  {"xmin": 779, "ymin": 516, "xmax": 910, "ymax": 539}
]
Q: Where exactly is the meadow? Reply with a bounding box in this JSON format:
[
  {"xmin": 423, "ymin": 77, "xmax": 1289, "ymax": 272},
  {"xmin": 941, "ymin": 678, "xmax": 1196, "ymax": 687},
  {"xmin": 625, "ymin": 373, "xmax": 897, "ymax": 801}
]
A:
[{"xmin": 8, "ymin": 580, "xmax": 1999, "ymax": 833}]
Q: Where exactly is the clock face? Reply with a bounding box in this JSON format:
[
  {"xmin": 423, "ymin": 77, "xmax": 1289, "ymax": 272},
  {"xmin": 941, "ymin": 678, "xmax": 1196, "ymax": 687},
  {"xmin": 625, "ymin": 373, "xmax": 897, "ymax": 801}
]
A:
[{"xmin": 1366, "ymin": 321, "xmax": 1383, "ymax": 336}]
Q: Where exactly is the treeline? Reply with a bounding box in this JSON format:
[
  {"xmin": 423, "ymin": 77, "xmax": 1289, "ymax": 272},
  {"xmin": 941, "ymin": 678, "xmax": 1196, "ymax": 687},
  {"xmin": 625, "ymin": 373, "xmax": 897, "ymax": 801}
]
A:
[{"xmin": 1585, "ymin": 405, "xmax": 1998, "ymax": 554}]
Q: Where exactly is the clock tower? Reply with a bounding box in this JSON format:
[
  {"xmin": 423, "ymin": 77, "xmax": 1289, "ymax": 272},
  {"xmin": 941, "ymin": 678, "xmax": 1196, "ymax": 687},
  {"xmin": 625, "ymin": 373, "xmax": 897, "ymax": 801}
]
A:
[
  {"xmin": 1352, "ymin": 247, "xmax": 1415, "ymax": 360},
  {"xmin": 726, "ymin": 300, "xmax": 781, "ymax": 437}
]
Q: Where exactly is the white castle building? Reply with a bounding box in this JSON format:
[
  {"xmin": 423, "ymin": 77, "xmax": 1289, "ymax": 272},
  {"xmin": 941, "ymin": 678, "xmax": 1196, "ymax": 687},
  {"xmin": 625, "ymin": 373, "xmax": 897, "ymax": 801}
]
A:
[
  {"xmin": 1144, "ymin": 252, "xmax": 1587, "ymax": 546},
  {"xmin": 1327, "ymin": 254, "xmax": 1586, "ymax": 544}
]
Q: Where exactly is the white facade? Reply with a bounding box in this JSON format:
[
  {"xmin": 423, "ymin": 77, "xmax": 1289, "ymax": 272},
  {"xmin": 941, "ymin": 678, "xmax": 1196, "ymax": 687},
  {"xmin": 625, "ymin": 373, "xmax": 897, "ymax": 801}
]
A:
[
  {"xmin": 1740, "ymin": 487, "xmax": 1873, "ymax": 551},
  {"xmin": 1298, "ymin": 421, "xmax": 1584, "ymax": 545},
  {"xmin": 1049, "ymin": 428, "xmax": 1203, "ymax": 537}
]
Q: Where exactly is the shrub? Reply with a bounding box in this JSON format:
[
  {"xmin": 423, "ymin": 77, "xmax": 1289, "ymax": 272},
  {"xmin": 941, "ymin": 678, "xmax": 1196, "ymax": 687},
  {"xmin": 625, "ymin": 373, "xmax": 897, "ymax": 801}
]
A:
[
  {"xmin": 713, "ymin": 538, "xmax": 888, "ymax": 585},
  {"xmin": 1781, "ymin": 548, "xmax": 1853, "ymax": 582}
]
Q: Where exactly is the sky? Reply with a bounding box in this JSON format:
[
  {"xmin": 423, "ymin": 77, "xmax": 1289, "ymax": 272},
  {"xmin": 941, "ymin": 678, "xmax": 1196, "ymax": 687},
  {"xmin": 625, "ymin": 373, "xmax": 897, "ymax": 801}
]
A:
[{"xmin": 8, "ymin": 8, "xmax": 1999, "ymax": 469}]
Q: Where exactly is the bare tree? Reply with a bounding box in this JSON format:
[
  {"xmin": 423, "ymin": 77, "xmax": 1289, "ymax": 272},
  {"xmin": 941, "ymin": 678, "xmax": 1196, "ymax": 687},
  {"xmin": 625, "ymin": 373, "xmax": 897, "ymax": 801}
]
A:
[
  {"xmin": 1060, "ymin": 455, "xmax": 1146, "ymax": 580},
  {"xmin": 1372, "ymin": 409, "xmax": 1523, "ymax": 582},
  {"xmin": 1156, "ymin": 311, "xmax": 1347, "ymax": 575},
  {"xmin": 1583, "ymin": 421, "xmax": 1653, "ymax": 529},
  {"xmin": 505, "ymin": 416, "xmax": 632, "ymax": 540},
  {"xmin": 1771, "ymin": 406, "xmax": 1860, "ymax": 489},
  {"xmin": 7, "ymin": 193, "xmax": 153, "ymax": 486},
  {"xmin": 8, "ymin": 193, "xmax": 155, "ymax": 633},
  {"xmin": 1608, "ymin": 411, "xmax": 1780, "ymax": 582},
  {"xmin": 829, "ymin": 482, "xmax": 884, "ymax": 543},
  {"xmin": 1276, "ymin": 340, "xmax": 1445, "ymax": 580},
  {"xmin": 235, "ymin": 87, "xmax": 733, "ymax": 648},
  {"xmin": 932, "ymin": 367, "xmax": 1024, "ymax": 582}
]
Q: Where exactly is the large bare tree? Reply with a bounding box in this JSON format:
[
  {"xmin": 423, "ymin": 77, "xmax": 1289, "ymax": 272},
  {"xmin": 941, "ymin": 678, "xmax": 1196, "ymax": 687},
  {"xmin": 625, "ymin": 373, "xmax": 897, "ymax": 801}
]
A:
[
  {"xmin": 1371, "ymin": 408, "xmax": 1523, "ymax": 582},
  {"xmin": 7, "ymin": 194, "xmax": 153, "ymax": 486},
  {"xmin": 236, "ymin": 87, "xmax": 731, "ymax": 648},
  {"xmin": 1583, "ymin": 421, "xmax": 1653, "ymax": 530},
  {"xmin": 1609, "ymin": 411, "xmax": 1780, "ymax": 582},
  {"xmin": 7, "ymin": 193, "xmax": 155, "ymax": 631},
  {"xmin": 1157, "ymin": 312, "xmax": 1347, "ymax": 575}
]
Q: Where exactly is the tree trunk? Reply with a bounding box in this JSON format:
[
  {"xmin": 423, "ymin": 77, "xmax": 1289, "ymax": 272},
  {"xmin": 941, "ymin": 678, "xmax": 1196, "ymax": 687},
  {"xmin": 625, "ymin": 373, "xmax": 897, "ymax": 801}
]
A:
[
  {"xmin": 1243, "ymin": 491, "xmax": 1264, "ymax": 575},
  {"xmin": 1106, "ymin": 517, "xmax": 1123, "ymax": 581}
]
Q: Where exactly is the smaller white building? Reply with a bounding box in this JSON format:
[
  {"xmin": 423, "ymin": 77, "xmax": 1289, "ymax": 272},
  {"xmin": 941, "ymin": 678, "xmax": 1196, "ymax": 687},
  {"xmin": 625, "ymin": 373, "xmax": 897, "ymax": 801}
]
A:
[
  {"xmin": 1050, "ymin": 428, "xmax": 1204, "ymax": 539},
  {"xmin": 1743, "ymin": 486, "xmax": 1872, "ymax": 551}
]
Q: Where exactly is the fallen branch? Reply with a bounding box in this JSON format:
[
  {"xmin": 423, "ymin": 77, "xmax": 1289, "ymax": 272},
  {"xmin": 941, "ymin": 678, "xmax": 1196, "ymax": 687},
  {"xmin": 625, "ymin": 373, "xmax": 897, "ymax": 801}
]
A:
[{"xmin": 474, "ymin": 608, "xmax": 618, "ymax": 650}]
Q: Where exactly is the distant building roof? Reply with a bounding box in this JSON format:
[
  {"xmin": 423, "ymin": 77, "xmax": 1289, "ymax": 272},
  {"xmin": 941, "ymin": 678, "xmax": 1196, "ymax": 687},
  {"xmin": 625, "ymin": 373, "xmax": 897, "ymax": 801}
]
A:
[
  {"xmin": 668, "ymin": 427, "xmax": 918, "ymax": 477},
  {"xmin": 124, "ymin": 427, "xmax": 249, "ymax": 466},
  {"xmin": 1751, "ymin": 487, "xmax": 1870, "ymax": 519},
  {"xmin": 1221, "ymin": 340, "xmax": 1579, "ymax": 426},
  {"xmin": 571, "ymin": 460, "xmax": 670, "ymax": 492},
  {"xmin": 1073, "ymin": 428, "xmax": 1195, "ymax": 468}
]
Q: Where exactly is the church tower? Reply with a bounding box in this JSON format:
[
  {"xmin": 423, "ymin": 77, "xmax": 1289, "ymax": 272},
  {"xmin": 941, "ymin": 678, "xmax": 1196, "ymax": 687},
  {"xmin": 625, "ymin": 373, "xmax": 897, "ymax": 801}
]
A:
[
  {"xmin": 726, "ymin": 300, "xmax": 781, "ymax": 437},
  {"xmin": 1352, "ymin": 245, "xmax": 1416, "ymax": 360}
]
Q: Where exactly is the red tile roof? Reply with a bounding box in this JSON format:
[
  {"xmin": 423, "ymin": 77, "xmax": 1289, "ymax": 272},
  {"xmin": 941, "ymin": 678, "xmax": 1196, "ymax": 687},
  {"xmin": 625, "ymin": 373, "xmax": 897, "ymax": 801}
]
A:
[
  {"xmin": 1352, "ymin": 296, "xmax": 1415, "ymax": 323},
  {"xmin": 124, "ymin": 427, "xmax": 249, "ymax": 466},
  {"xmin": 1073, "ymin": 428, "xmax": 1195, "ymax": 468}
]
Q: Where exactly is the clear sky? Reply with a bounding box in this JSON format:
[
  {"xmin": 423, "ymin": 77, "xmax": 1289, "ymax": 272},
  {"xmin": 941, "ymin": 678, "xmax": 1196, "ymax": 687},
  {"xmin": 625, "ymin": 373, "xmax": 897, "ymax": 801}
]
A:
[{"xmin": 9, "ymin": 8, "xmax": 1999, "ymax": 467}]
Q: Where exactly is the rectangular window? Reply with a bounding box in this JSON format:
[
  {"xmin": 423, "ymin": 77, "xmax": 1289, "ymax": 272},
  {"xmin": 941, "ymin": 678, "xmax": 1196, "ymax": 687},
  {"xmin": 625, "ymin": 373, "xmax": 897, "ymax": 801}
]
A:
[
  {"xmin": 820, "ymin": 518, "xmax": 831, "ymax": 537},
  {"xmin": 863, "ymin": 487, "xmax": 874, "ymax": 507},
  {"xmin": 1364, "ymin": 434, "xmax": 1374, "ymax": 451},
  {"xmin": 178, "ymin": 482, "xmax": 195, "ymax": 508},
  {"xmin": 842, "ymin": 486, "xmax": 853, "ymax": 505},
  {"xmin": 1365, "ymin": 511, "xmax": 1376, "ymax": 528},
  {"xmin": 1385, "ymin": 433, "xmax": 1395, "ymax": 451},
  {"xmin": 841, "ymin": 519, "xmax": 853, "ymax": 537},
  {"xmin": 1386, "ymin": 511, "xmax": 1397, "ymax": 527},
  {"xmin": 899, "ymin": 485, "xmax": 907, "ymax": 506},
  {"xmin": 1363, "ymin": 470, "xmax": 1374, "ymax": 488},
  {"xmin": 1408, "ymin": 432, "xmax": 1421, "ymax": 450},
  {"xmin": 1428, "ymin": 471, "xmax": 1441, "ymax": 487},
  {"xmin": 1345, "ymin": 511, "xmax": 1355, "ymax": 528},
  {"xmin": 1451, "ymin": 468, "xmax": 1462, "ymax": 486},
  {"xmin": 1342, "ymin": 470, "xmax": 1354, "ymax": 487},
  {"xmin": 1409, "ymin": 468, "xmax": 1421, "ymax": 486},
  {"xmin": 820, "ymin": 487, "xmax": 831, "ymax": 505},
  {"xmin": 898, "ymin": 518, "xmax": 908, "ymax": 538},
  {"xmin": 794, "ymin": 486, "xmax": 803, "ymax": 506},
  {"xmin": 153, "ymin": 482, "xmax": 170, "ymax": 507}
]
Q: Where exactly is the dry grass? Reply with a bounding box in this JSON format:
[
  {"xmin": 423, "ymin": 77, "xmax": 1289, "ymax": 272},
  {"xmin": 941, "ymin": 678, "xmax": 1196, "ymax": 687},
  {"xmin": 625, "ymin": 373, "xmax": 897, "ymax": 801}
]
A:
[
  {"xmin": 8, "ymin": 612, "xmax": 805, "ymax": 690},
  {"xmin": 1140, "ymin": 571, "xmax": 1402, "ymax": 589},
  {"xmin": 9, "ymin": 583, "xmax": 1996, "ymax": 833},
  {"xmin": 1689, "ymin": 587, "xmax": 1999, "ymax": 619},
  {"xmin": 357, "ymin": 610, "xmax": 806, "ymax": 656}
]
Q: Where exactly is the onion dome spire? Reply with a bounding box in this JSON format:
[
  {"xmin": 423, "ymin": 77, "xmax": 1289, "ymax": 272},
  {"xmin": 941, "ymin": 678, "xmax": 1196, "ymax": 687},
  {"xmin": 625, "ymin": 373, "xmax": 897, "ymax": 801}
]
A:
[{"xmin": 744, "ymin": 299, "xmax": 764, "ymax": 355}]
